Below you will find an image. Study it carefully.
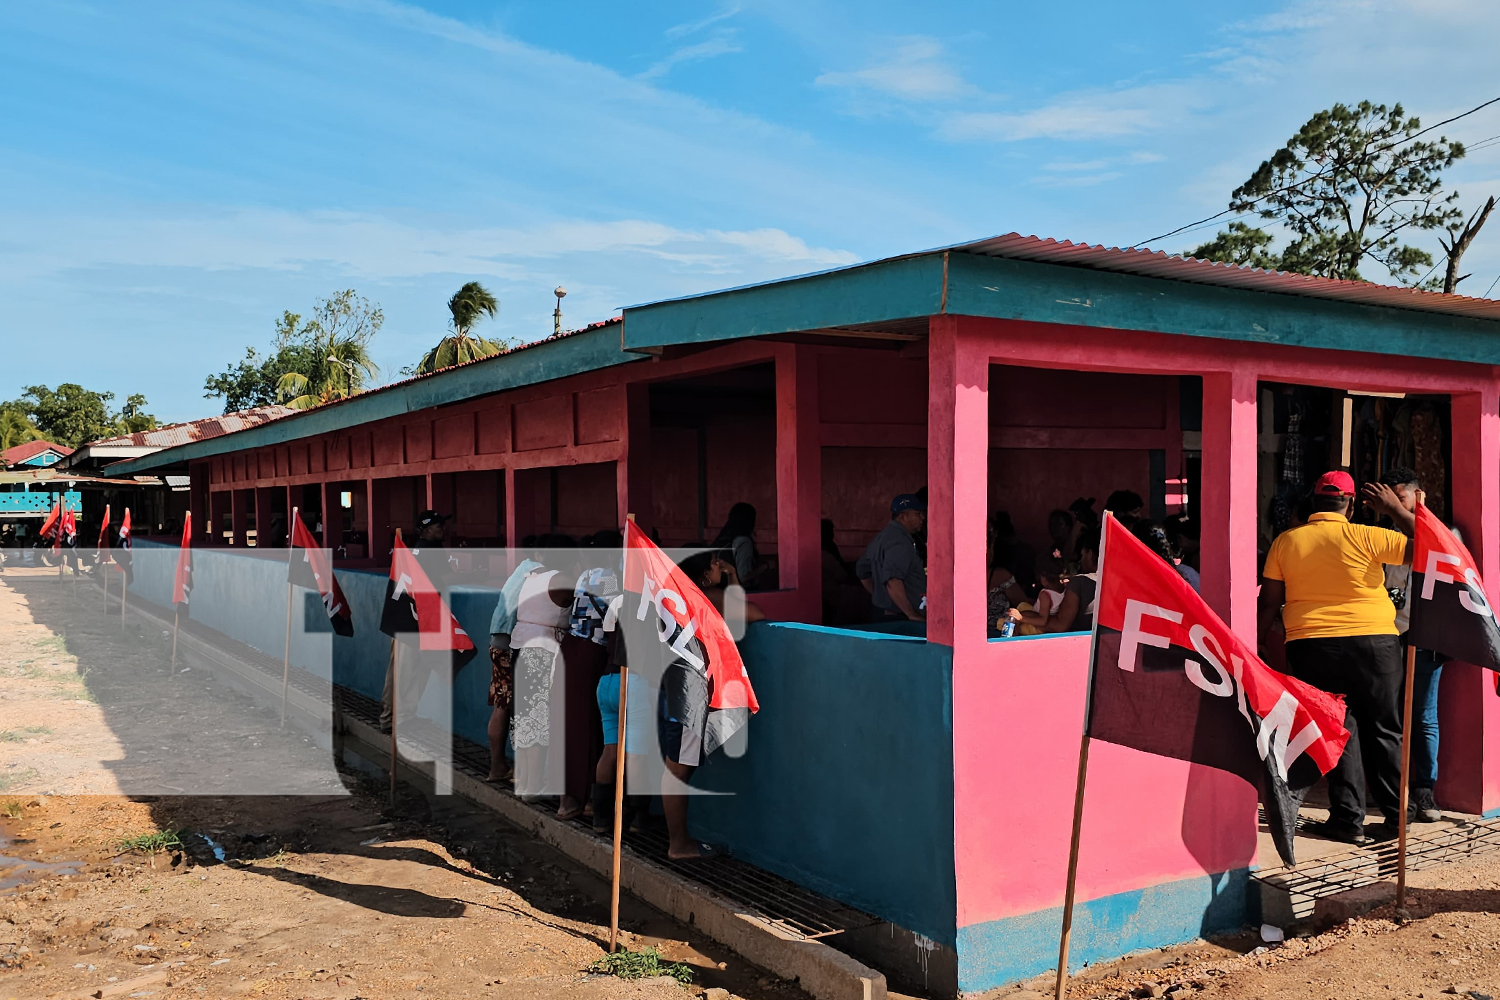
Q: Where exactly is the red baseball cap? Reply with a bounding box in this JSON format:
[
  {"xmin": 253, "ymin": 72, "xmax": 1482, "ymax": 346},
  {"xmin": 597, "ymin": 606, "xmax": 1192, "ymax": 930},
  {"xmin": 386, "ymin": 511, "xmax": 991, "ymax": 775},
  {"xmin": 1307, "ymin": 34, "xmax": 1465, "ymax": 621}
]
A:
[{"xmin": 1313, "ymin": 471, "xmax": 1356, "ymax": 497}]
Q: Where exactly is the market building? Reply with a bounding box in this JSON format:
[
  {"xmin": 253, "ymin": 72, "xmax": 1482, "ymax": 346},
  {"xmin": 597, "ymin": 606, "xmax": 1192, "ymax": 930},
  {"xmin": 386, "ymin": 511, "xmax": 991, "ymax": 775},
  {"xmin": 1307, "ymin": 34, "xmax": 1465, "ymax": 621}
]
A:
[{"xmin": 101, "ymin": 235, "xmax": 1500, "ymax": 993}]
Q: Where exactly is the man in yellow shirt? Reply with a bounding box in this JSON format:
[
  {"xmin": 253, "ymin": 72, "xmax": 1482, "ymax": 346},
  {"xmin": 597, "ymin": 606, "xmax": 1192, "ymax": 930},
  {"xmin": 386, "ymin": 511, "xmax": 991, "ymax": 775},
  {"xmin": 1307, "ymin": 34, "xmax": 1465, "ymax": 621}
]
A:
[{"xmin": 1259, "ymin": 471, "xmax": 1415, "ymax": 845}]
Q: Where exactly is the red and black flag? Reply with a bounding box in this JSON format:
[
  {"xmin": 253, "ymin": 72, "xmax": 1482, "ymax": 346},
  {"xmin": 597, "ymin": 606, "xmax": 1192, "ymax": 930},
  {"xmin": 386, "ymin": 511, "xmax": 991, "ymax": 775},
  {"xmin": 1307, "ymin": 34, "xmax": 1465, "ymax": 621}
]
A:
[
  {"xmin": 96, "ymin": 504, "xmax": 112, "ymax": 561},
  {"xmin": 622, "ymin": 520, "xmax": 759, "ymax": 756},
  {"xmin": 1409, "ymin": 503, "xmax": 1500, "ymax": 676},
  {"xmin": 58, "ymin": 504, "xmax": 81, "ymax": 569},
  {"xmin": 40, "ymin": 500, "xmax": 61, "ymax": 549},
  {"xmin": 289, "ymin": 513, "xmax": 353, "ymax": 637},
  {"xmin": 172, "ymin": 512, "xmax": 194, "ymax": 614},
  {"xmin": 379, "ymin": 531, "xmax": 476, "ymax": 668},
  {"xmin": 114, "ymin": 508, "xmax": 133, "ymax": 586},
  {"xmin": 1089, "ymin": 515, "xmax": 1351, "ymax": 866}
]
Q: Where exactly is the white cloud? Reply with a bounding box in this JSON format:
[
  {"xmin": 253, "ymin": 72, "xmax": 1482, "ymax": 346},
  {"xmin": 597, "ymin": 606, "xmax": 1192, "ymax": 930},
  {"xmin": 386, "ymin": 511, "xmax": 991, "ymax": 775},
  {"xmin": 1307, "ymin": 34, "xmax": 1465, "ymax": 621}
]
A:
[
  {"xmin": 0, "ymin": 207, "xmax": 859, "ymax": 282},
  {"xmin": 639, "ymin": 37, "xmax": 743, "ymax": 80},
  {"xmin": 665, "ymin": 4, "xmax": 741, "ymax": 40},
  {"xmin": 815, "ymin": 37, "xmax": 974, "ymax": 102},
  {"xmin": 939, "ymin": 84, "xmax": 1201, "ymax": 142}
]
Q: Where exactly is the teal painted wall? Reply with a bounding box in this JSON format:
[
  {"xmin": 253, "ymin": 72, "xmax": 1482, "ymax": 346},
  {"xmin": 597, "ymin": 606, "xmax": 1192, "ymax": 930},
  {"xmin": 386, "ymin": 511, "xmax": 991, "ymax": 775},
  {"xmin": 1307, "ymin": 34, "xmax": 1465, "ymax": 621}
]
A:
[
  {"xmin": 690, "ymin": 622, "xmax": 957, "ymax": 948},
  {"xmin": 954, "ymin": 869, "xmax": 1249, "ymax": 992},
  {"xmin": 126, "ymin": 546, "xmax": 957, "ymax": 949}
]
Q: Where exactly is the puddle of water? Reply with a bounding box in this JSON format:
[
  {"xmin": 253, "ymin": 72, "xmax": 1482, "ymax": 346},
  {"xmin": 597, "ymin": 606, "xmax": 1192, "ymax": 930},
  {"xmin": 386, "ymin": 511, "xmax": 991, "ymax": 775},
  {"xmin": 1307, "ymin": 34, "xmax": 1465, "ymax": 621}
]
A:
[
  {"xmin": 199, "ymin": 833, "xmax": 226, "ymax": 862},
  {"xmin": 0, "ymin": 831, "xmax": 81, "ymax": 890}
]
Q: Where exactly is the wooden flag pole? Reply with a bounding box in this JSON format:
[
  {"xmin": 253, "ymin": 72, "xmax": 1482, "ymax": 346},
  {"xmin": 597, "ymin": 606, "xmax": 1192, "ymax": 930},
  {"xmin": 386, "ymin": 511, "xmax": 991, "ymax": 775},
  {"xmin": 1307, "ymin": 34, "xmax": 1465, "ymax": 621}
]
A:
[
  {"xmin": 610, "ymin": 513, "xmax": 636, "ymax": 954},
  {"xmin": 1055, "ymin": 513, "xmax": 1112, "ymax": 1000},
  {"xmin": 1396, "ymin": 641, "xmax": 1418, "ymax": 910},
  {"xmin": 1054, "ymin": 733, "xmax": 1092, "ymax": 1000},
  {"xmin": 170, "ymin": 608, "xmax": 180, "ymax": 671},
  {"xmin": 388, "ymin": 637, "xmax": 400, "ymax": 807},
  {"xmin": 120, "ymin": 576, "xmax": 127, "ymax": 631},
  {"xmin": 101, "ymin": 560, "xmax": 110, "ymax": 613},
  {"xmin": 281, "ymin": 507, "xmax": 299, "ymax": 729},
  {"xmin": 389, "ymin": 527, "xmax": 402, "ymax": 808}
]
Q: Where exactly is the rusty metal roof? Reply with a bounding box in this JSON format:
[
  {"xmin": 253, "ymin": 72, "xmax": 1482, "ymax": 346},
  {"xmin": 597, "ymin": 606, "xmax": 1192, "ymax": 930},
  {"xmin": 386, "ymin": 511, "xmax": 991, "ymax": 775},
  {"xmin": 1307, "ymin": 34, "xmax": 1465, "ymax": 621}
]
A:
[
  {"xmin": 84, "ymin": 404, "xmax": 296, "ymax": 450},
  {"xmin": 952, "ymin": 233, "xmax": 1500, "ymax": 322}
]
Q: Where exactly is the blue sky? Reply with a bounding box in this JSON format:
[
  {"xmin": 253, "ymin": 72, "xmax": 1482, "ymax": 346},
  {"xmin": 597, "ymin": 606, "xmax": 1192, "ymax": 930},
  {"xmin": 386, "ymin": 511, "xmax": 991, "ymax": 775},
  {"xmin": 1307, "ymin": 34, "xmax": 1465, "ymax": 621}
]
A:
[{"xmin": 4, "ymin": 0, "xmax": 1500, "ymax": 421}]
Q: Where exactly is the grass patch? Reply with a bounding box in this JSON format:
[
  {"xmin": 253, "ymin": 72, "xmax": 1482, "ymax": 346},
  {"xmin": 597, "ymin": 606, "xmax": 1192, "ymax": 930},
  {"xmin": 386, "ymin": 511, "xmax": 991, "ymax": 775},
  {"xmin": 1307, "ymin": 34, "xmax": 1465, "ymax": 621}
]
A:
[
  {"xmin": 0, "ymin": 726, "xmax": 51, "ymax": 742},
  {"xmin": 1, "ymin": 801, "xmax": 22, "ymax": 819},
  {"xmin": 117, "ymin": 830, "xmax": 184, "ymax": 855},
  {"xmin": 588, "ymin": 947, "xmax": 694, "ymax": 985},
  {"xmin": 0, "ymin": 769, "xmax": 39, "ymax": 793}
]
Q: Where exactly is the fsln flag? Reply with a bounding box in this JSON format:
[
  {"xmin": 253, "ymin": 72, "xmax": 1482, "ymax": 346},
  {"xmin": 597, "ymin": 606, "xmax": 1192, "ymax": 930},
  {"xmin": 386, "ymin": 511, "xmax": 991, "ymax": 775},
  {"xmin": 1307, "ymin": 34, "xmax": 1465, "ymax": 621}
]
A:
[
  {"xmin": 40, "ymin": 500, "xmax": 61, "ymax": 550},
  {"xmin": 59, "ymin": 505, "xmax": 80, "ymax": 568},
  {"xmin": 1089, "ymin": 515, "xmax": 1350, "ymax": 866},
  {"xmin": 115, "ymin": 508, "xmax": 134, "ymax": 586},
  {"xmin": 96, "ymin": 505, "xmax": 112, "ymax": 561},
  {"xmin": 172, "ymin": 513, "xmax": 194, "ymax": 613},
  {"xmin": 289, "ymin": 513, "xmax": 353, "ymax": 637},
  {"xmin": 1408, "ymin": 502, "xmax": 1500, "ymax": 675},
  {"xmin": 378, "ymin": 531, "xmax": 476, "ymax": 668},
  {"xmin": 622, "ymin": 520, "xmax": 759, "ymax": 755}
]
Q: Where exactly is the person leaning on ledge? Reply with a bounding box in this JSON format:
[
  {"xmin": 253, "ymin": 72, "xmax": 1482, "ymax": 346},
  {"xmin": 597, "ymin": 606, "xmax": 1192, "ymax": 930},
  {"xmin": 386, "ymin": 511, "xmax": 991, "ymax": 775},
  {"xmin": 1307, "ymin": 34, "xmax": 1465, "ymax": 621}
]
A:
[
  {"xmin": 1258, "ymin": 471, "xmax": 1415, "ymax": 846},
  {"xmin": 856, "ymin": 494, "xmax": 928, "ymax": 623}
]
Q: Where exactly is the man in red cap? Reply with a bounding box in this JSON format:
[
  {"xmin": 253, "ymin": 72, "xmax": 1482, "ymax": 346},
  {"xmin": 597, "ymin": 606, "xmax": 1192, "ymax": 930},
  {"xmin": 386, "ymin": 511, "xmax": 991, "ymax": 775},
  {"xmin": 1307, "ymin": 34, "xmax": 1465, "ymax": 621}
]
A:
[{"xmin": 1259, "ymin": 470, "xmax": 1415, "ymax": 844}]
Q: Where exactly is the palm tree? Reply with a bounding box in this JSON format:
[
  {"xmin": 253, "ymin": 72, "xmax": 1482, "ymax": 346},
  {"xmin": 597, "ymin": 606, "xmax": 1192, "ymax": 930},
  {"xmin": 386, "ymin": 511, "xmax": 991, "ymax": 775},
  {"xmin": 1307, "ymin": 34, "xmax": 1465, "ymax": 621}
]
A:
[
  {"xmin": 275, "ymin": 291, "xmax": 381, "ymax": 410},
  {"xmin": 0, "ymin": 402, "xmax": 40, "ymax": 451},
  {"xmin": 415, "ymin": 282, "xmax": 507, "ymax": 374}
]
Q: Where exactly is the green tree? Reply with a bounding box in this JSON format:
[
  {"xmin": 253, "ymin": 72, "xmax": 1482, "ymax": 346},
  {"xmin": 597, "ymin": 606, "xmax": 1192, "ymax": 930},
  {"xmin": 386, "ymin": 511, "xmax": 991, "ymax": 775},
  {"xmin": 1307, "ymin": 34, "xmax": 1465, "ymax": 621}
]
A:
[
  {"xmin": 415, "ymin": 282, "xmax": 508, "ymax": 374},
  {"xmin": 275, "ymin": 290, "xmax": 382, "ymax": 409},
  {"xmin": 117, "ymin": 394, "xmax": 158, "ymax": 435},
  {"xmin": 1192, "ymin": 101, "xmax": 1479, "ymax": 286},
  {"xmin": 19, "ymin": 384, "xmax": 119, "ymax": 447},
  {"xmin": 204, "ymin": 311, "xmax": 321, "ymax": 413},
  {"xmin": 0, "ymin": 401, "xmax": 40, "ymax": 452}
]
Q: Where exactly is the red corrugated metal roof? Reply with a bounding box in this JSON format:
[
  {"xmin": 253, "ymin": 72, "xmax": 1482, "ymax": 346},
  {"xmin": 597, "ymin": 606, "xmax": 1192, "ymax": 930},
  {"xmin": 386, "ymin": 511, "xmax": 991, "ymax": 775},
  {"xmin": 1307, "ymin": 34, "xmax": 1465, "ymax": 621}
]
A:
[
  {"xmin": 3, "ymin": 440, "xmax": 73, "ymax": 466},
  {"xmin": 86, "ymin": 405, "xmax": 295, "ymax": 449},
  {"xmin": 952, "ymin": 234, "xmax": 1500, "ymax": 321}
]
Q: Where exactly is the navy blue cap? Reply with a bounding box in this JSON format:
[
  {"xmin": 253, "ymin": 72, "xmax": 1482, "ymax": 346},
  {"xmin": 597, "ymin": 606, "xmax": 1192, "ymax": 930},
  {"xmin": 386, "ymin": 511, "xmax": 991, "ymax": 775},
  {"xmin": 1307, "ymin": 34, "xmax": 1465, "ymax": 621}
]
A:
[{"xmin": 891, "ymin": 494, "xmax": 926, "ymax": 515}]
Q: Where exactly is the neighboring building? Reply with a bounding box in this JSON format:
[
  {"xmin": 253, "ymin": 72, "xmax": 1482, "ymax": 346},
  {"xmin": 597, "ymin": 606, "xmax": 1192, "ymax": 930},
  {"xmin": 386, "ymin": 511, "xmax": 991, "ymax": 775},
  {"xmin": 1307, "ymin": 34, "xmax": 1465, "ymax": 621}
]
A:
[
  {"xmin": 98, "ymin": 235, "xmax": 1500, "ymax": 993},
  {"xmin": 3, "ymin": 440, "xmax": 73, "ymax": 470},
  {"xmin": 58, "ymin": 405, "xmax": 294, "ymax": 474}
]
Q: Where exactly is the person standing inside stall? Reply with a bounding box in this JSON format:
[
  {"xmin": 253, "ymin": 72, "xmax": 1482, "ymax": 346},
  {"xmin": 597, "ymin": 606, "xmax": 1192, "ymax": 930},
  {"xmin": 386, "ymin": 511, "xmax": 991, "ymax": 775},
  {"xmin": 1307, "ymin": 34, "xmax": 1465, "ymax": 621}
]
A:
[
  {"xmin": 1258, "ymin": 471, "xmax": 1415, "ymax": 844},
  {"xmin": 380, "ymin": 510, "xmax": 451, "ymax": 733},
  {"xmin": 1379, "ymin": 466, "xmax": 1444, "ymax": 823},
  {"xmin": 856, "ymin": 494, "xmax": 927, "ymax": 623}
]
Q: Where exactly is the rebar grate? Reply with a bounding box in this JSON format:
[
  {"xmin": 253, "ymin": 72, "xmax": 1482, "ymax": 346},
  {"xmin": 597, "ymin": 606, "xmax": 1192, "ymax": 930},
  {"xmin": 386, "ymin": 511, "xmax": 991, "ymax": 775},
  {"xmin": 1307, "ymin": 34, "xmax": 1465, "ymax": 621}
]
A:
[
  {"xmin": 1253, "ymin": 811, "xmax": 1500, "ymax": 899},
  {"xmin": 142, "ymin": 598, "xmax": 883, "ymax": 943}
]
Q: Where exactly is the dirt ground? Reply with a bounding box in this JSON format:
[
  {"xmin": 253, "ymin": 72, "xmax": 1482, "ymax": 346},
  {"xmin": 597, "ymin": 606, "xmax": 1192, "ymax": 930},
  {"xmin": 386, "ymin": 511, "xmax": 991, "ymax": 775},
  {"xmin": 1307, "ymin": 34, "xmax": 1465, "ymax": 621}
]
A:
[
  {"xmin": 5, "ymin": 565, "xmax": 1500, "ymax": 1000},
  {"xmin": 0, "ymin": 566, "xmax": 808, "ymax": 1000}
]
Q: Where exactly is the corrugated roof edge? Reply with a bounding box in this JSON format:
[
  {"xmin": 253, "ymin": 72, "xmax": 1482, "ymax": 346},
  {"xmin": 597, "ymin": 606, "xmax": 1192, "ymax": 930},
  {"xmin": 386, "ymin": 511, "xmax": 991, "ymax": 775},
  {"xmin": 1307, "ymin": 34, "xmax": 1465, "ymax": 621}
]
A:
[
  {"xmin": 99, "ymin": 317, "xmax": 626, "ymax": 477},
  {"xmin": 626, "ymin": 233, "xmax": 1500, "ymax": 323}
]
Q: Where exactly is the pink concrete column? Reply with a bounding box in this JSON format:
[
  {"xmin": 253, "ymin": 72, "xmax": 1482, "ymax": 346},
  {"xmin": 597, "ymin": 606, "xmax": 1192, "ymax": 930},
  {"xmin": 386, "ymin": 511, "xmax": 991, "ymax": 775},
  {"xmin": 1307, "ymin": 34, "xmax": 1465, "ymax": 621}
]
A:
[
  {"xmin": 775, "ymin": 345, "xmax": 822, "ymax": 622},
  {"xmin": 503, "ymin": 466, "xmax": 517, "ymax": 566},
  {"xmin": 618, "ymin": 381, "xmax": 653, "ymax": 530},
  {"xmin": 1438, "ymin": 385, "xmax": 1500, "ymax": 815},
  {"xmin": 927, "ymin": 317, "xmax": 990, "ymax": 650},
  {"xmin": 1199, "ymin": 369, "xmax": 1259, "ymax": 641},
  {"xmin": 229, "ymin": 489, "xmax": 247, "ymax": 547},
  {"xmin": 321, "ymin": 482, "xmax": 339, "ymax": 549}
]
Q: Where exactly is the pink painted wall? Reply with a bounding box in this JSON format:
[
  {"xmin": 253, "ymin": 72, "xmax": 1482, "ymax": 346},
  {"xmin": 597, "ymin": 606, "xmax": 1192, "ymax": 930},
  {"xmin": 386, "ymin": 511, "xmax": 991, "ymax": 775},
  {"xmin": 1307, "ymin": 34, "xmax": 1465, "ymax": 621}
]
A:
[{"xmin": 952, "ymin": 636, "xmax": 1257, "ymax": 928}]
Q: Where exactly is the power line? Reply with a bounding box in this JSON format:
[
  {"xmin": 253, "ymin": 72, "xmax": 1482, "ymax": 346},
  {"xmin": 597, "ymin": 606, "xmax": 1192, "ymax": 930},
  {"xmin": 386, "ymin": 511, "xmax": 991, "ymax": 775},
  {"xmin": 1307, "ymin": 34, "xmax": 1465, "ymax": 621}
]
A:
[
  {"xmin": 1484, "ymin": 274, "xmax": 1500, "ymax": 299},
  {"xmin": 1135, "ymin": 95, "xmax": 1500, "ymax": 249}
]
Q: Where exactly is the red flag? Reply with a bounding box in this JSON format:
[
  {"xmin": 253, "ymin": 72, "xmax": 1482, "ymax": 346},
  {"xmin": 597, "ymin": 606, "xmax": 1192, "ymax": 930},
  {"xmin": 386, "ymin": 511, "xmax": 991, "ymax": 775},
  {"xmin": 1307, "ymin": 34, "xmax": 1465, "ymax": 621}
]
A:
[
  {"xmin": 378, "ymin": 531, "xmax": 475, "ymax": 667},
  {"xmin": 1089, "ymin": 514, "xmax": 1350, "ymax": 866},
  {"xmin": 172, "ymin": 512, "xmax": 194, "ymax": 611},
  {"xmin": 40, "ymin": 499, "xmax": 60, "ymax": 550},
  {"xmin": 115, "ymin": 508, "xmax": 133, "ymax": 585},
  {"xmin": 97, "ymin": 504, "xmax": 112, "ymax": 560},
  {"xmin": 1409, "ymin": 502, "xmax": 1500, "ymax": 676},
  {"xmin": 289, "ymin": 513, "xmax": 353, "ymax": 637},
  {"xmin": 622, "ymin": 520, "xmax": 759, "ymax": 750}
]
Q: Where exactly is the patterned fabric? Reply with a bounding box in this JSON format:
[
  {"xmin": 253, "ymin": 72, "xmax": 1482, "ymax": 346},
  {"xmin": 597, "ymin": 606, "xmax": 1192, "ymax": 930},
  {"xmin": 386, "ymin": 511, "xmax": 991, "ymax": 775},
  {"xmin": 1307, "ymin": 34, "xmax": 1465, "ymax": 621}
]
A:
[
  {"xmin": 487, "ymin": 646, "xmax": 514, "ymax": 710},
  {"xmin": 569, "ymin": 566, "xmax": 621, "ymax": 645},
  {"xmin": 511, "ymin": 646, "xmax": 555, "ymax": 749}
]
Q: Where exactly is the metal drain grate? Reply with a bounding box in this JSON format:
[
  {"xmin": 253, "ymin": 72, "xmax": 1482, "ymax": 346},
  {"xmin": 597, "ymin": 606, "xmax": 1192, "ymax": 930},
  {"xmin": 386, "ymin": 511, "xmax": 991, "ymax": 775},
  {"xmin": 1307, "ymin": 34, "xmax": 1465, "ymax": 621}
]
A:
[
  {"xmin": 1253, "ymin": 812, "xmax": 1500, "ymax": 898},
  {"xmin": 335, "ymin": 682, "xmax": 880, "ymax": 941}
]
